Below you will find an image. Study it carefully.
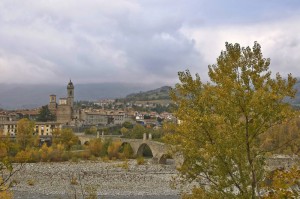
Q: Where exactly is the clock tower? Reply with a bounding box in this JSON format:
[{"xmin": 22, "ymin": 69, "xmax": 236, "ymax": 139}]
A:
[{"xmin": 67, "ymin": 80, "xmax": 74, "ymax": 108}]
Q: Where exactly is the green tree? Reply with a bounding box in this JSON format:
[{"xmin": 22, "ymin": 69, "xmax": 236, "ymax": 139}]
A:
[
  {"xmin": 122, "ymin": 121, "xmax": 133, "ymax": 129},
  {"xmin": 16, "ymin": 118, "xmax": 36, "ymax": 150},
  {"xmin": 124, "ymin": 124, "xmax": 148, "ymax": 139},
  {"xmin": 36, "ymin": 105, "xmax": 56, "ymax": 122},
  {"xmin": 120, "ymin": 127, "xmax": 129, "ymax": 136},
  {"xmin": 88, "ymin": 138, "xmax": 103, "ymax": 157},
  {"xmin": 168, "ymin": 42, "xmax": 297, "ymax": 198},
  {"xmin": 85, "ymin": 126, "xmax": 97, "ymax": 135}
]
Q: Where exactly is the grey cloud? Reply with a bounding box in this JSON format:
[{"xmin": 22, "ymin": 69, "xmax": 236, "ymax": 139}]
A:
[{"xmin": 0, "ymin": 0, "xmax": 300, "ymax": 85}]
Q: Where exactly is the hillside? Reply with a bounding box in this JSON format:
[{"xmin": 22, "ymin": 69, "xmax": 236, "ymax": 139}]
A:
[
  {"xmin": 120, "ymin": 80, "xmax": 300, "ymax": 106},
  {"xmin": 123, "ymin": 86, "xmax": 172, "ymax": 101},
  {"xmin": 290, "ymin": 79, "xmax": 300, "ymax": 105}
]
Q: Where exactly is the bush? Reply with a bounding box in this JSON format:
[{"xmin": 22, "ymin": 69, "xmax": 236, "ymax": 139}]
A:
[
  {"xmin": 107, "ymin": 141, "xmax": 122, "ymax": 159},
  {"xmin": 27, "ymin": 179, "xmax": 35, "ymax": 186},
  {"xmin": 70, "ymin": 176, "xmax": 78, "ymax": 185},
  {"xmin": 71, "ymin": 156, "xmax": 79, "ymax": 163},
  {"xmin": 39, "ymin": 144, "xmax": 53, "ymax": 162},
  {"xmin": 62, "ymin": 151, "xmax": 72, "ymax": 161},
  {"xmin": 102, "ymin": 156, "xmax": 110, "ymax": 162},
  {"xmin": 80, "ymin": 150, "xmax": 92, "ymax": 160},
  {"xmin": 119, "ymin": 143, "xmax": 134, "ymax": 159},
  {"xmin": 88, "ymin": 139, "xmax": 103, "ymax": 157},
  {"xmin": 0, "ymin": 190, "xmax": 13, "ymax": 199},
  {"xmin": 85, "ymin": 126, "xmax": 97, "ymax": 135},
  {"xmin": 14, "ymin": 150, "xmax": 31, "ymax": 163},
  {"xmin": 136, "ymin": 156, "xmax": 145, "ymax": 165}
]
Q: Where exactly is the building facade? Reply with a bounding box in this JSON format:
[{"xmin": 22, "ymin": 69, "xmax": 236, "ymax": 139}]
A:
[
  {"xmin": 49, "ymin": 80, "xmax": 78, "ymax": 125},
  {"xmin": 82, "ymin": 110, "xmax": 126, "ymax": 126},
  {"xmin": 0, "ymin": 121, "xmax": 61, "ymax": 136}
]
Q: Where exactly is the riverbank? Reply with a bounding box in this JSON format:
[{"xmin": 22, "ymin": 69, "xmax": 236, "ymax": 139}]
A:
[{"xmin": 11, "ymin": 160, "xmax": 181, "ymax": 199}]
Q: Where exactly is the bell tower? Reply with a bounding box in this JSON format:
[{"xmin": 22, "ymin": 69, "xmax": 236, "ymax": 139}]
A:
[
  {"xmin": 48, "ymin": 94, "xmax": 57, "ymax": 114},
  {"xmin": 67, "ymin": 80, "xmax": 74, "ymax": 108}
]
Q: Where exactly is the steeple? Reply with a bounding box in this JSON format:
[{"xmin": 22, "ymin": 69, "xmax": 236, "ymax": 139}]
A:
[
  {"xmin": 67, "ymin": 80, "xmax": 74, "ymax": 108},
  {"xmin": 67, "ymin": 79, "xmax": 74, "ymax": 89}
]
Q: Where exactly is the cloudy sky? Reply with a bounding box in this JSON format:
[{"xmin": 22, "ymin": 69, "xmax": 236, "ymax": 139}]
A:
[{"xmin": 0, "ymin": 0, "xmax": 299, "ymax": 86}]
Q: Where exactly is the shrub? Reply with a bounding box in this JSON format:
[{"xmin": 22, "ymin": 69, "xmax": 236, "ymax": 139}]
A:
[
  {"xmin": 29, "ymin": 149, "xmax": 41, "ymax": 163},
  {"xmin": 0, "ymin": 190, "xmax": 13, "ymax": 199},
  {"xmin": 14, "ymin": 150, "xmax": 31, "ymax": 163},
  {"xmin": 136, "ymin": 156, "xmax": 145, "ymax": 165},
  {"xmin": 89, "ymin": 155, "xmax": 97, "ymax": 161},
  {"xmin": 102, "ymin": 156, "xmax": 110, "ymax": 162},
  {"xmin": 85, "ymin": 186, "xmax": 97, "ymax": 199},
  {"xmin": 80, "ymin": 150, "xmax": 91, "ymax": 160},
  {"xmin": 88, "ymin": 139, "xmax": 103, "ymax": 157},
  {"xmin": 27, "ymin": 179, "xmax": 35, "ymax": 186},
  {"xmin": 107, "ymin": 141, "xmax": 122, "ymax": 159},
  {"xmin": 62, "ymin": 151, "xmax": 72, "ymax": 161},
  {"xmin": 121, "ymin": 159, "xmax": 129, "ymax": 170},
  {"xmin": 71, "ymin": 156, "xmax": 79, "ymax": 163},
  {"xmin": 70, "ymin": 176, "xmax": 78, "ymax": 185},
  {"xmin": 39, "ymin": 144, "xmax": 54, "ymax": 162},
  {"xmin": 119, "ymin": 143, "xmax": 134, "ymax": 159}
]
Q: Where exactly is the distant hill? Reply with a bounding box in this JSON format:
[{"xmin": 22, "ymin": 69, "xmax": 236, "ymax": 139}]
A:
[
  {"xmin": 120, "ymin": 80, "xmax": 300, "ymax": 106},
  {"xmin": 289, "ymin": 79, "xmax": 300, "ymax": 105},
  {"xmin": 1, "ymin": 79, "xmax": 299, "ymax": 110},
  {"xmin": 123, "ymin": 86, "xmax": 172, "ymax": 101}
]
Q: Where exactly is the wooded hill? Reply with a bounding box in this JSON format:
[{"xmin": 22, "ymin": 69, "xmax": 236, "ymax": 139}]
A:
[
  {"xmin": 119, "ymin": 79, "xmax": 300, "ymax": 106},
  {"xmin": 120, "ymin": 86, "xmax": 172, "ymax": 102},
  {"xmin": 291, "ymin": 79, "xmax": 300, "ymax": 105}
]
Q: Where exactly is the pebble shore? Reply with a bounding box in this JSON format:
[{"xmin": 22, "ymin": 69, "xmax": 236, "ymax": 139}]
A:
[{"xmin": 11, "ymin": 160, "xmax": 181, "ymax": 198}]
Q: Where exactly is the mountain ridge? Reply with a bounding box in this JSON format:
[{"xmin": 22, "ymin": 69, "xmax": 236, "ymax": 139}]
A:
[{"xmin": 1, "ymin": 80, "xmax": 299, "ymax": 110}]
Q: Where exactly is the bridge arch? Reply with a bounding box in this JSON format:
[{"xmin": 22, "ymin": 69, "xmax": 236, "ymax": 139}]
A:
[
  {"xmin": 78, "ymin": 136, "xmax": 177, "ymax": 164},
  {"xmin": 137, "ymin": 143, "xmax": 153, "ymax": 158}
]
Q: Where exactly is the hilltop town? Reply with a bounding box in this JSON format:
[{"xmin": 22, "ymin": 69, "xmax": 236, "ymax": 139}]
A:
[{"xmin": 0, "ymin": 80, "xmax": 176, "ymax": 139}]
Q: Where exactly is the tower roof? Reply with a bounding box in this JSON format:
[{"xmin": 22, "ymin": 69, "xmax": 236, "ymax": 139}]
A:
[{"xmin": 67, "ymin": 80, "xmax": 74, "ymax": 89}]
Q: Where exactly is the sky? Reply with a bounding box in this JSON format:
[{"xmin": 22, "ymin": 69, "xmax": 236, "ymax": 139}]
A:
[{"xmin": 0, "ymin": 0, "xmax": 300, "ymax": 86}]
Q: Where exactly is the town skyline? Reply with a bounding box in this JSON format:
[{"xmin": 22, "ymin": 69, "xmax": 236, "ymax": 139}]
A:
[{"xmin": 0, "ymin": 0, "xmax": 300, "ymax": 86}]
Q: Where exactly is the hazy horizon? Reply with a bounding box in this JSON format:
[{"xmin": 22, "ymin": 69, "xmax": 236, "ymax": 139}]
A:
[{"xmin": 0, "ymin": 82, "xmax": 169, "ymax": 110}]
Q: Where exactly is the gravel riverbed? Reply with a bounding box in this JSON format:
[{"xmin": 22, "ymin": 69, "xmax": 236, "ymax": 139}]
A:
[{"xmin": 10, "ymin": 160, "xmax": 181, "ymax": 199}]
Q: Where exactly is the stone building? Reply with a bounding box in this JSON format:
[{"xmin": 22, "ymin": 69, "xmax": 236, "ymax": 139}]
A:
[
  {"xmin": 47, "ymin": 80, "xmax": 127, "ymax": 128},
  {"xmin": 82, "ymin": 110, "xmax": 126, "ymax": 126},
  {"xmin": 0, "ymin": 121, "xmax": 61, "ymax": 136},
  {"xmin": 48, "ymin": 80, "xmax": 80, "ymax": 125}
]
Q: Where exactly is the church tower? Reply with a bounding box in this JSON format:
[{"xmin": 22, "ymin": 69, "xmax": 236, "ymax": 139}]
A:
[
  {"xmin": 67, "ymin": 80, "xmax": 74, "ymax": 108},
  {"xmin": 48, "ymin": 94, "xmax": 57, "ymax": 114}
]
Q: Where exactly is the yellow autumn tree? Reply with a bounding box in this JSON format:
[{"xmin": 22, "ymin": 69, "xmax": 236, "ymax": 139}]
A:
[
  {"xmin": 52, "ymin": 128, "xmax": 79, "ymax": 150},
  {"xmin": 16, "ymin": 118, "xmax": 35, "ymax": 150},
  {"xmin": 107, "ymin": 141, "xmax": 122, "ymax": 159},
  {"xmin": 167, "ymin": 42, "xmax": 297, "ymax": 198},
  {"xmin": 262, "ymin": 166, "xmax": 300, "ymax": 198}
]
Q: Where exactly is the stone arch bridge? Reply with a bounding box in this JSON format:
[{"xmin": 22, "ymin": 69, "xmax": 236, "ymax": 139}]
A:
[{"xmin": 78, "ymin": 135, "xmax": 178, "ymax": 164}]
